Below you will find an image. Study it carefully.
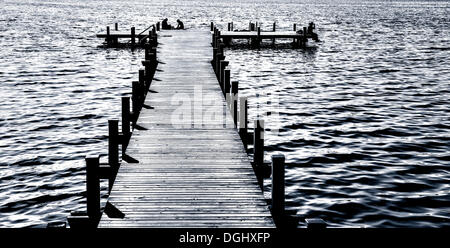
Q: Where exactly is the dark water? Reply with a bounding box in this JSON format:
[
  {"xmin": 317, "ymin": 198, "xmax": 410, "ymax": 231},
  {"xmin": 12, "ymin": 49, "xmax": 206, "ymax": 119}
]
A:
[{"xmin": 0, "ymin": 0, "xmax": 449, "ymax": 227}]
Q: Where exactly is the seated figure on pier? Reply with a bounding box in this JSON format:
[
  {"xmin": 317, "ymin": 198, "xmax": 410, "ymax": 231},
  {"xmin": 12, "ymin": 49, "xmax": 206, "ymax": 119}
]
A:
[
  {"xmin": 176, "ymin": 19, "xmax": 184, "ymax": 30},
  {"xmin": 307, "ymin": 22, "xmax": 320, "ymax": 42},
  {"xmin": 162, "ymin": 18, "xmax": 172, "ymax": 30}
]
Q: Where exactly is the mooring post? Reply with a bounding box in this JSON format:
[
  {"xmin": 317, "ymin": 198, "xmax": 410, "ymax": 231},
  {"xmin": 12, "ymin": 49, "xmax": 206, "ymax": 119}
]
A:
[
  {"xmin": 151, "ymin": 47, "xmax": 157, "ymax": 60},
  {"xmin": 210, "ymin": 22, "xmax": 214, "ymax": 32},
  {"xmin": 139, "ymin": 69, "xmax": 146, "ymax": 99},
  {"xmin": 132, "ymin": 81, "xmax": 140, "ymax": 122},
  {"xmin": 257, "ymin": 27, "xmax": 261, "ymax": 47},
  {"xmin": 253, "ymin": 119, "xmax": 264, "ymax": 166},
  {"xmin": 231, "ymin": 81, "xmax": 239, "ymax": 127},
  {"xmin": 271, "ymin": 154, "xmax": 285, "ymax": 221},
  {"xmin": 292, "ymin": 24, "xmax": 297, "ymax": 46},
  {"xmin": 228, "ymin": 22, "xmax": 231, "ymax": 31},
  {"xmin": 131, "ymin": 27, "xmax": 136, "ymax": 47},
  {"xmin": 272, "ymin": 22, "xmax": 276, "ymax": 45},
  {"xmin": 217, "ymin": 31, "xmax": 222, "ymax": 49},
  {"xmin": 142, "ymin": 60, "xmax": 150, "ymax": 84},
  {"xmin": 115, "ymin": 23, "xmax": 118, "ymax": 31},
  {"xmin": 212, "ymin": 48, "xmax": 217, "ymax": 67},
  {"xmin": 302, "ymin": 27, "xmax": 308, "ymax": 48},
  {"xmin": 145, "ymin": 46, "xmax": 150, "ymax": 61},
  {"xmin": 86, "ymin": 155, "xmax": 100, "ymax": 223},
  {"xmin": 152, "ymin": 34, "xmax": 158, "ymax": 47},
  {"xmin": 253, "ymin": 118, "xmax": 265, "ymax": 190},
  {"xmin": 239, "ymin": 96, "xmax": 248, "ymax": 150},
  {"xmin": 156, "ymin": 22, "xmax": 160, "ymax": 31},
  {"xmin": 121, "ymin": 97, "xmax": 130, "ymax": 151},
  {"xmin": 220, "ymin": 60, "xmax": 229, "ymax": 85},
  {"xmin": 218, "ymin": 42, "xmax": 225, "ymax": 56},
  {"xmin": 106, "ymin": 26, "xmax": 111, "ymax": 46},
  {"xmin": 223, "ymin": 69, "xmax": 230, "ymax": 96},
  {"xmin": 215, "ymin": 53, "xmax": 223, "ymax": 76},
  {"xmin": 151, "ymin": 52, "xmax": 157, "ymax": 73},
  {"xmin": 150, "ymin": 29, "xmax": 154, "ymax": 45},
  {"xmin": 108, "ymin": 119, "xmax": 119, "ymax": 170}
]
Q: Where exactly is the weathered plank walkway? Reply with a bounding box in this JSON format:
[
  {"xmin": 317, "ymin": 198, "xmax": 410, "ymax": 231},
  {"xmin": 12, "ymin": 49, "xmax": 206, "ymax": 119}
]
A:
[{"xmin": 98, "ymin": 30, "xmax": 274, "ymax": 228}]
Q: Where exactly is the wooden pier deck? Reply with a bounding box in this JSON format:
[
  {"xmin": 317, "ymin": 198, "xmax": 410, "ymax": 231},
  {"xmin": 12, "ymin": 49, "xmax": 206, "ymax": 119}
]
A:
[{"xmin": 97, "ymin": 30, "xmax": 274, "ymax": 228}]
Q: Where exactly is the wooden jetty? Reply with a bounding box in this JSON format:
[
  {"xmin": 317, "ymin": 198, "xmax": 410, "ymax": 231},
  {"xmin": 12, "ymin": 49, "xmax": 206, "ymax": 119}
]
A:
[
  {"xmin": 98, "ymin": 29, "xmax": 274, "ymax": 228},
  {"xmin": 96, "ymin": 22, "xmax": 160, "ymax": 47},
  {"xmin": 211, "ymin": 21, "xmax": 319, "ymax": 48},
  {"xmin": 64, "ymin": 22, "xmax": 327, "ymax": 229}
]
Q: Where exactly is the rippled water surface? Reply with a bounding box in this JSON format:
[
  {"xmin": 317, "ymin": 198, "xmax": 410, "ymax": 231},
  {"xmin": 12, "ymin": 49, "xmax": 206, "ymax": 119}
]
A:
[{"xmin": 0, "ymin": 0, "xmax": 449, "ymax": 227}]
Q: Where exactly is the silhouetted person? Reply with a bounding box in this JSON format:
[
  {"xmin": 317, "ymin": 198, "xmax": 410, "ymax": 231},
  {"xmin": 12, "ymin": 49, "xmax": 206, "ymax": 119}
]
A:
[
  {"xmin": 176, "ymin": 19, "xmax": 184, "ymax": 30},
  {"xmin": 307, "ymin": 22, "xmax": 315, "ymax": 34},
  {"xmin": 307, "ymin": 22, "xmax": 320, "ymax": 41},
  {"xmin": 162, "ymin": 18, "xmax": 172, "ymax": 30}
]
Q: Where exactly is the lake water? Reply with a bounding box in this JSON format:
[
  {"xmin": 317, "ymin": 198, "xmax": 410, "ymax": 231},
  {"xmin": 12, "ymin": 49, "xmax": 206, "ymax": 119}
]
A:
[{"xmin": 0, "ymin": 0, "xmax": 449, "ymax": 227}]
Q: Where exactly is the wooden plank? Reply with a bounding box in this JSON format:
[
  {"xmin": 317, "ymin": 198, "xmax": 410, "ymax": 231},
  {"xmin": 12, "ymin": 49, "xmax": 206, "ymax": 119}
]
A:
[{"xmin": 98, "ymin": 30, "xmax": 273, "ymax": 228}]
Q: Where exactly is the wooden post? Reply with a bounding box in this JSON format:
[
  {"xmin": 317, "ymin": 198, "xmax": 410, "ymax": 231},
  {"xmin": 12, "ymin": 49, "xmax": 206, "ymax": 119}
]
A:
[
  {"xmin": 272, "ymin": 22, "xmax": 276, "ymax": 45},
  {"xmin": 219, "ymin": 60, "xmax": 229, "ymax": 85},
  {"xmin": 150, "ymin": 29, "xmax": 154, "ymax": 45},
  {"xmin": 145, "ymin": 47, "xmax": 150, "ymax": 61},
  {"xmin": 231, "ymin": 22, "xmax": 233, "ymax": 31},
  {"xmin": 106, "ymin": 26, "xmax": 111, "ymax": 46},
  {"xmin": 293, "ymin": 24, "xmax": 297, "ymax": 45},
  {"xmin": 121, "ymin": 97, "xmax": 130, "ymax": 150},
  {"xmin": 131, "ymin": 27, "xmax": 135, "ymax": 46},
  {"xmin": 223, "ymin": 69, "xmax": 230, "ymax": 96},
  {"xmin": 215, "ymin": 53, "xmax": 222, "ymax": 76},
  {"xmin": 256, "ymin": 27, "xmax": 261, "ymax": 48},
  {"xmin": 210, "ymin": 22, "xmax": 214, "ymax": 31},
  {"xmin": 139, "ymin": 69, "xmax": 146, "ymax": 99},
  {"xmin": 212, "ymin": 48, "xmax": 217, "ymax": 67},
  {"xmin": 86, "ymin": 155, "xmax": 100, "ymax": 222},
  {"xmin": 142, "ymin": 60, "xmax": 150, "ymax": 83},
  {"xmin": 239, "ymin": 96, "xmax": 248, "ymax": 149},
  {"xmin": 253, "ymin": 119, "xmax": 264, "ymax": 166},
  {"xmin": 228, "ymin": 22, "xmax": 231, "ymax": 31},
  {"xmin": 156, "ymin": 22, "xmax": 160, "ymax": 31},
  {"xmin": 231, "ymin": 81, "xmax": 239, "ymax": 127},
  {"xmin": 302, "ymin": 27, "xmax": 307, "ymax": 48},
  {"xmin": 271, "ymin": 154, "xmax": 285, "ymax": 220},
  {"xmin": 115, "ymin": 23, "xmax": 118, "ymax": 31},
  {"xmin": 108, "ymin": 119, "xmax": 119, "ymax": 169},
  {"xmin": 151, "ymin": 47, "xmax": 157, "ymax": 60},
  {"xmin": 216, "ymin": 33, "xmax": 221, "ymax": 48},
  {"xmin": 218, "ymin": 43, "xmax": 225, "ymax": 56},
  {"xmin": 132, "ymin": 81, "xmax": 140, "ymax": 122}
]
